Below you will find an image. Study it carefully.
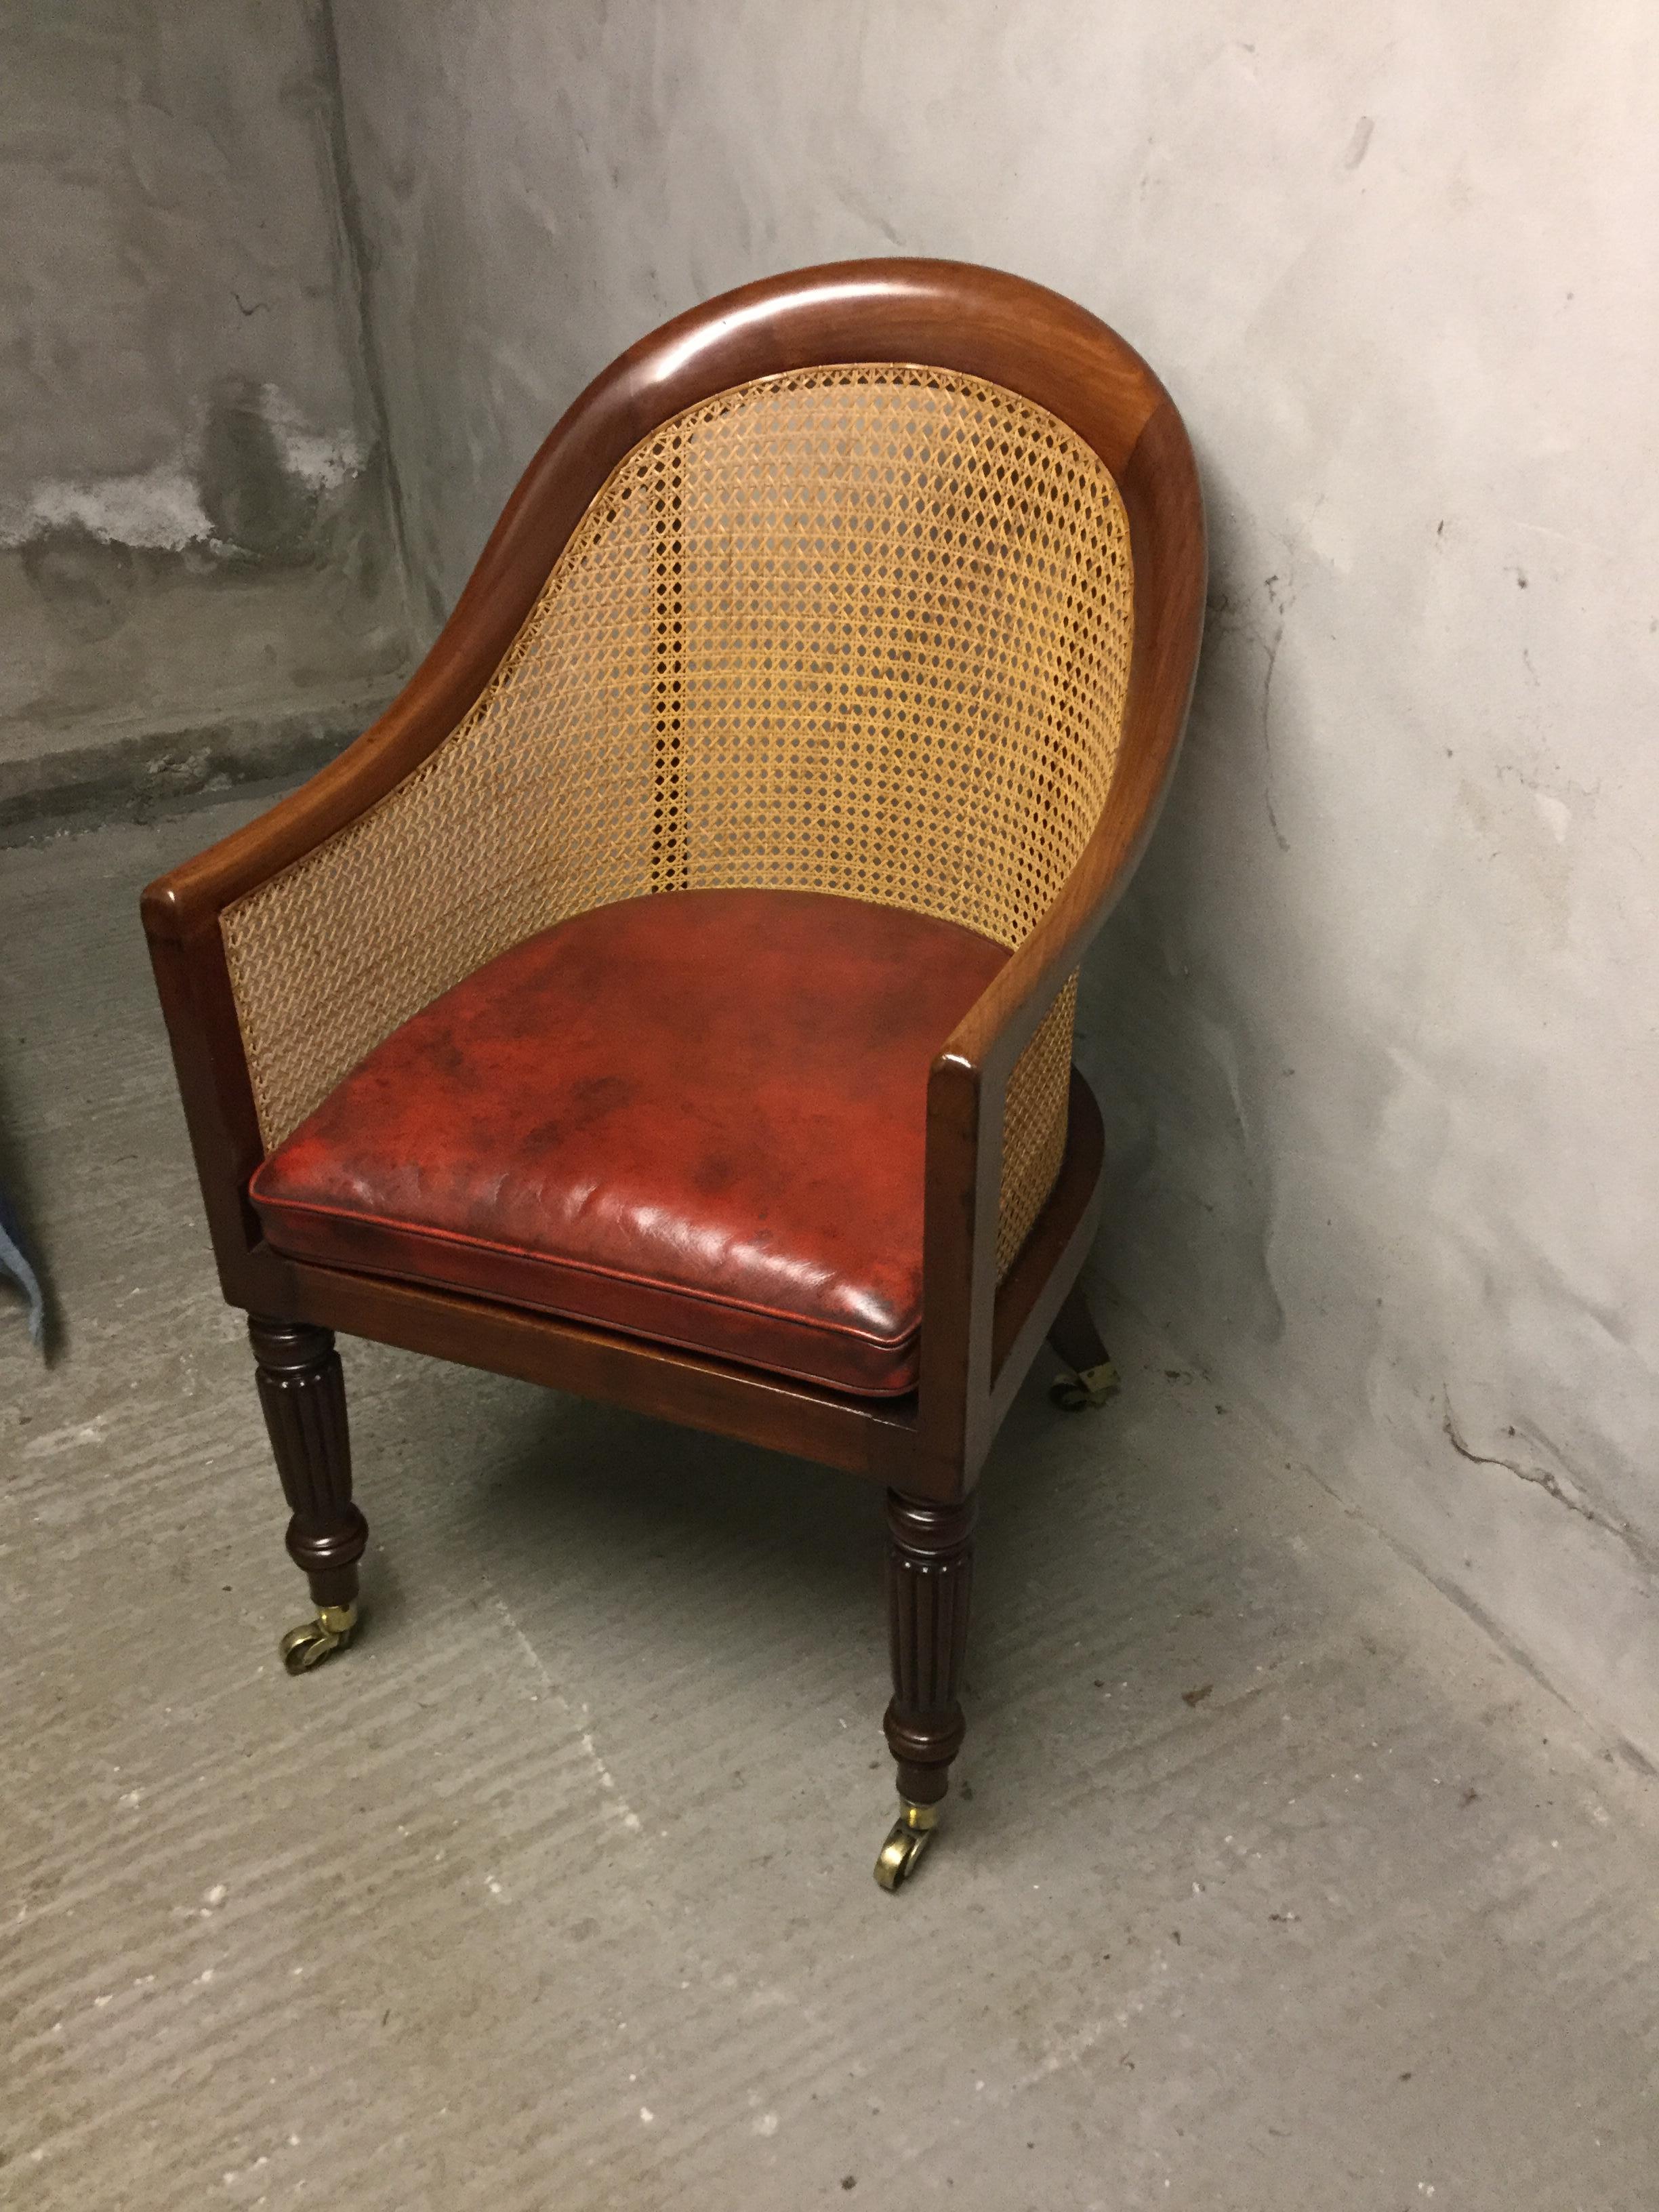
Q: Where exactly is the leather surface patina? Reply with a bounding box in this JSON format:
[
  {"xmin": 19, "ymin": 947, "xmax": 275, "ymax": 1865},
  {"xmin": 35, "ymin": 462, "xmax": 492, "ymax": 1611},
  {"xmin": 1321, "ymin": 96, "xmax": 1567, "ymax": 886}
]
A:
[{"xmin": 249, "ymin": 888, "xmax": 1009, "ymax": 1396}]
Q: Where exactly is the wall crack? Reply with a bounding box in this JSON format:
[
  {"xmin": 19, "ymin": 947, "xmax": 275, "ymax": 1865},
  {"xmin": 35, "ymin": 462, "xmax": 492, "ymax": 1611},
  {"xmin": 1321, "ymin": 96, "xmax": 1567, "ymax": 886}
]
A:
[
  {"xmin": 1442, "ymin": 1392, "xmax": 1656, "ymax": 1574},
  {"xmin": 1256, "ymin": 570, "xmax": 1295, "ymax": 853}
]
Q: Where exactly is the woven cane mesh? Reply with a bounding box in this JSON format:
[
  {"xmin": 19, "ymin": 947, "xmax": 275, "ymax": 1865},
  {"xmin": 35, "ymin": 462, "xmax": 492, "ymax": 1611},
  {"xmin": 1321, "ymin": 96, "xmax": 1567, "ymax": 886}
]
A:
[
  {"xmin": 223, "ymin": 364, "xmax": 1134, "ymax": 1277},
  {"xmin": 998, "ymin": 975, "xmax": 1079, "ymax": 1277}
]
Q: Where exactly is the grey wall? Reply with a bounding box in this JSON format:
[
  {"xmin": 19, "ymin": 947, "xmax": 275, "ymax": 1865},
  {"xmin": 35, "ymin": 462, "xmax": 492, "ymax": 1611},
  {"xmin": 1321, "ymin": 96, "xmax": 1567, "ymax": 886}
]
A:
[
  {"xmin": 328, "ymin": 2, "xmax": 1659, "ymax": 1759},
  {"xmin": 0, "ymin": 0, "xmax": 411, "ymax": 824}
]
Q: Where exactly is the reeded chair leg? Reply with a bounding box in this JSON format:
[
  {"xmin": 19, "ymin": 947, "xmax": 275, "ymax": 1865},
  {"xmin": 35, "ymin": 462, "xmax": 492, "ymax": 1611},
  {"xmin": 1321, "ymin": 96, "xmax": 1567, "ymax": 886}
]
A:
[
  {"xmin": 247, "ymin": 1315, "xmax": 367, "ymax": 1674},
  {"xmin": 1047, "ymin": 1279, "xmax": 1120, "ymax": 1410},
  {"xmin": 877, "ymin": 1490, "xmax": 976, "ymax": 1891}
]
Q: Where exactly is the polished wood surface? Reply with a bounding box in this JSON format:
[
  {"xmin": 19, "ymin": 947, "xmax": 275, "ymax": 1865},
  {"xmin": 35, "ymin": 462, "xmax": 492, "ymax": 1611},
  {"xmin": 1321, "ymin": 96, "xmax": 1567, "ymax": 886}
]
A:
[
  {"xmin": 140, "ymin": 259, "xmax": 1206, "ymax": 1837},
  {"xmin": 884, "ymin": 1492, "xmax": 977, "ymax": 1807},
  {"xmin": 248, "ymin": 1315, "xmax": 365, "ymax": 1613}
]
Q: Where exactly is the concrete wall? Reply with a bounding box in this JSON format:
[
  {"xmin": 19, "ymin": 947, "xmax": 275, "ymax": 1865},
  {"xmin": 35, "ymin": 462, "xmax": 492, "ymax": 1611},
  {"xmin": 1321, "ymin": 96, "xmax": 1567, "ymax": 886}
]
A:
[
  {"xmin": 328, "ymin": 1, "xmax": 1659, "ymax": 1759},
  {"xmin": 0, "ymin": 1, "xmax": 411, "ymax": 827}
]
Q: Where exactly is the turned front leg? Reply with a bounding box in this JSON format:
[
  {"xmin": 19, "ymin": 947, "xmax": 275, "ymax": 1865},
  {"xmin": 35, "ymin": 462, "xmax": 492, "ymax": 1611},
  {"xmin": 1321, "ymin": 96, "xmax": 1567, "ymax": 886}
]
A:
[
  {"xmin": 876, "ymin": 1490, "xmax": 977, "ymax": 1889},
  {"xmin": 248, "ymin": 1315, "xmax": 367, "ymax": 1673}
]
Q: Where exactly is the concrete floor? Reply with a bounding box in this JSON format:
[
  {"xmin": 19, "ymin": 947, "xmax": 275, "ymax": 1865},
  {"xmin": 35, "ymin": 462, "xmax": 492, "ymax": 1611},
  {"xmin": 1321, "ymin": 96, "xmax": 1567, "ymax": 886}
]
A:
[{"xmin": 3, "ymin": 797, "xmax": 1656, "ymax": 2211}]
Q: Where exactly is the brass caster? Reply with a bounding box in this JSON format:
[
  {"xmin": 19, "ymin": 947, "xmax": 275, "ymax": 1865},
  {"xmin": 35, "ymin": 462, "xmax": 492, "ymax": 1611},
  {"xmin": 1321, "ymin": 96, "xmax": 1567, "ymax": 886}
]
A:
[
  {"xmin": 1050, "ymin": 1357, "xmax": 1120, "ymax": 1412},
  {"xmin": 279, "ymin": 1602, "xmax": 358, "ymax": 1676},
  {"xmin": 875, "ymin": 1799, "xmax": 939, "ymax": 1892}
]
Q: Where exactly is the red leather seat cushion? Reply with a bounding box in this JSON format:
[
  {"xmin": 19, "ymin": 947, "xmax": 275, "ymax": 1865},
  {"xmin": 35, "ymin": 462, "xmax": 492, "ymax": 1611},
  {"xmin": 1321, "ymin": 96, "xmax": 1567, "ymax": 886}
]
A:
[{"xmin": 249, "ymin": 889, "xmax": 1008, "ymax": 1397}]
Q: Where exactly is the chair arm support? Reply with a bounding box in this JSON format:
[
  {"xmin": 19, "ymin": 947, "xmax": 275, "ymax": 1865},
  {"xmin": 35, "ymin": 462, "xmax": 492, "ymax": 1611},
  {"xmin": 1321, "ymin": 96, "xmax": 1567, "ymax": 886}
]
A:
[
  {"xmin": 916, "ymin": 930, "xmax": 1089, "ymax": 1481},
  {"xmin": 914, "ymin": 855, "xmax": 1124, "ymax": 1478},
  {"xmin": 914, "ymin": 391, "xmax": 1206, "ymax": 1478},
  {"xmin": 136, "ymin": 588, "xmax": 545, "ymax": 1291},
  {"xmin": 136, "ymin": 661, "xmax": 490, "ymax": 1296}
]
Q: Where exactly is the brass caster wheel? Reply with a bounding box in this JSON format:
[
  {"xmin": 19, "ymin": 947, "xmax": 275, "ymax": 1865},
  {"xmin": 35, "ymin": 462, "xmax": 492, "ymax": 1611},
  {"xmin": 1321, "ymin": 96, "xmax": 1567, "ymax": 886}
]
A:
[
  {"xmin": 875, "ymin": 1799, "xmax": 939, "ymax": 1892},
  {"xmin": 279, "ymin": 1602, "xmax": 358, "ymax": 1676},
  {"xmin": 1050, "ymin": 1357, "xmax": 1121, "ymax": 1412}
]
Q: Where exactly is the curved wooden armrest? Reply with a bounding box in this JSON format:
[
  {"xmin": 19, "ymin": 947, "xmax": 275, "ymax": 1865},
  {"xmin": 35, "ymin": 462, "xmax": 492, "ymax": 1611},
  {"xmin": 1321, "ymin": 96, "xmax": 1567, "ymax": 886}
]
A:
[
  {"xmin": 141, "ymin": 613, "xmax": 531, "ymax": 949},
  {"xmin": 136, "ymin": 338, "xmax": 660, "ymax": 1248},
  {"xmin": 916, "ymin": 390, "xmax": 1206, "ymax": 1481},
  {"xmin": 139, "ymin": 334, "xmax": 657, "ymax": 946}
]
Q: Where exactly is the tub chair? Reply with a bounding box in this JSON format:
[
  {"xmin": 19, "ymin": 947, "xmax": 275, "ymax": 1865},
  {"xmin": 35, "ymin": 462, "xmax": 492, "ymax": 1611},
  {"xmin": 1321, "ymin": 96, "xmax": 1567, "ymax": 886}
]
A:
[{"xmin": 140, "ymin": 258, "xmax": 1205, "ymax": 1887}]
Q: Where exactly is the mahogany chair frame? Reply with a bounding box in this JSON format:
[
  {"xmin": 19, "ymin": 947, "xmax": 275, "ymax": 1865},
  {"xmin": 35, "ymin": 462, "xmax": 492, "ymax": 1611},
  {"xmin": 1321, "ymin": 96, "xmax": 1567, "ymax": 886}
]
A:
[{"xmin": 141, "ymin": 259, "xmax": 1205, "ymax": 1887}]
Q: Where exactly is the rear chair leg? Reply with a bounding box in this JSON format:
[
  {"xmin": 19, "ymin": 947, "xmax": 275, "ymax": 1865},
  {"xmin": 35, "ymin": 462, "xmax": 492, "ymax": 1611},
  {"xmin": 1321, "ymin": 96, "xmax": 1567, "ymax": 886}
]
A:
[
  {"xmin": 877, "ymin": 1491, "xmax": 976, "ymax": 1891},
  {"xmin": 1047, "ymin": 1279, "xmax": 1120, "ymax": 1410},
  {"xmin": 247, "ymin": 1315, "xmax": 367, "ymax": 1673}
]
